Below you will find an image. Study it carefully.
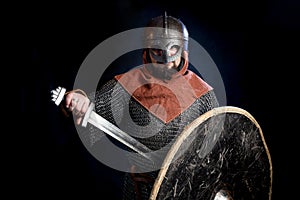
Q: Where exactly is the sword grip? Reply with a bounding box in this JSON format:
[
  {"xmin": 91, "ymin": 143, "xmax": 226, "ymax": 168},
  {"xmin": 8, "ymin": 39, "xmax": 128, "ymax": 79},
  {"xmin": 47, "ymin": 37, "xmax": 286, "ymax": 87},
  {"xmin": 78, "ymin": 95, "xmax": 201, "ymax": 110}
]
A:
[{"xmin": 51, "ymin": 86, "xmax": 90, "ymax": 119}]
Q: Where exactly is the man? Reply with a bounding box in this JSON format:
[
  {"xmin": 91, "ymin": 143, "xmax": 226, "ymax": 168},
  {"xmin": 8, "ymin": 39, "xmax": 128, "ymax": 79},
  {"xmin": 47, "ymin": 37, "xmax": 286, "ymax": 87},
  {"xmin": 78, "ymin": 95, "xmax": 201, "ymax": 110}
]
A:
[{"xmin": 64, "ymin": 14, "xmax": 219, "ymax": 200}]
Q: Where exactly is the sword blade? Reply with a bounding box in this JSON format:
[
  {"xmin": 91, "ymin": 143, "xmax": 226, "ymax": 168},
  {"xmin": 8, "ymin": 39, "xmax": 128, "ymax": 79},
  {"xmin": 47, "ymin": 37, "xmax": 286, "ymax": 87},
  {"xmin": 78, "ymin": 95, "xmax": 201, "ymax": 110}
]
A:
[
  {"xmin": 82, "ymin": 103, "xmax": 152, "ymax": 160},
  {"xmin": 50, "ymin": 86, "xmax": 153, "ymax": 161}
]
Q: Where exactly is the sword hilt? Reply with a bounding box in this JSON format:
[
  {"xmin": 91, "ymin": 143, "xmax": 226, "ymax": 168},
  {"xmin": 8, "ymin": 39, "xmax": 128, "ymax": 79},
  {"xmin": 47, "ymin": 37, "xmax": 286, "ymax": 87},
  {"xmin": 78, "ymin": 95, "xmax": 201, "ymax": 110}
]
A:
[{"xmin": 51, "ymin": 86, "xmax": 94, "ymax": 126}]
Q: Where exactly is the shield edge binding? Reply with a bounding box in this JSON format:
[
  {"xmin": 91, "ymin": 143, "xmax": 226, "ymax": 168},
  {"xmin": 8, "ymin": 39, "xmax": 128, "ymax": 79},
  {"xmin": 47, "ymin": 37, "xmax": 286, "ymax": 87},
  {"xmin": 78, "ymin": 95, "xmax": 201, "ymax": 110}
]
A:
[{"xmin": 149, "ymin": 106, "xmax": 273, "ymax": 200}]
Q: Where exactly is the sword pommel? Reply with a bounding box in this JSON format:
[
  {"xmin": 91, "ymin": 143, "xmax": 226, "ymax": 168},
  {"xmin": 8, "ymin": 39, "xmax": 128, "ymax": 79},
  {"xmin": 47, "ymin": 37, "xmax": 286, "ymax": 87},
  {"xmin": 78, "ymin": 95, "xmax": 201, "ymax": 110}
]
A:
[{"xmin": 51, "ymin": 86, "xmax": 66, "ymax": 106}]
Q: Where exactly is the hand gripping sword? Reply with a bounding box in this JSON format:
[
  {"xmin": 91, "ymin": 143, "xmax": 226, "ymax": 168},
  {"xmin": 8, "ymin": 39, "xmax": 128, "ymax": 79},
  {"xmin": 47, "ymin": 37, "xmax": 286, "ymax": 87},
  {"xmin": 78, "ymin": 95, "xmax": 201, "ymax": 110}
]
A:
[{"xmin": 50, "ymin": 86, "xmax": 153, "ymax": 161}]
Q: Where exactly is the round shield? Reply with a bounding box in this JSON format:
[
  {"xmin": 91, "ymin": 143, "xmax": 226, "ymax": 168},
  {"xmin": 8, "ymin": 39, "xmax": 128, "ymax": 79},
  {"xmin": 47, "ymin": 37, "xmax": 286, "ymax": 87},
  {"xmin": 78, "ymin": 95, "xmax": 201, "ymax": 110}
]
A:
[{"xmin": 150, "ymin": 106, "xmax": 273, "ymax": 200}]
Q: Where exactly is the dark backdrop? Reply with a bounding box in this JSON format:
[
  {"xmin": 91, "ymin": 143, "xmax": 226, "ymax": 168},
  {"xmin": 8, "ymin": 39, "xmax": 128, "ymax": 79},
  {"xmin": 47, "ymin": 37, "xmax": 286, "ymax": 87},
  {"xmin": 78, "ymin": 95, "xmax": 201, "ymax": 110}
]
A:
[{"xmin": 12, "ymin": 0, "xmax": 298, "ymax": 199}]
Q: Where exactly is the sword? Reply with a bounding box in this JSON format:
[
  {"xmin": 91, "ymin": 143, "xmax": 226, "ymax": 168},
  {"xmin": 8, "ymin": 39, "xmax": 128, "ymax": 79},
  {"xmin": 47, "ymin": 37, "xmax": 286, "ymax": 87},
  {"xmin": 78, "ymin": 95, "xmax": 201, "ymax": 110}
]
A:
[{"xmin": 51, "ymin": 86, "xmax": 153, "ymax": 161}]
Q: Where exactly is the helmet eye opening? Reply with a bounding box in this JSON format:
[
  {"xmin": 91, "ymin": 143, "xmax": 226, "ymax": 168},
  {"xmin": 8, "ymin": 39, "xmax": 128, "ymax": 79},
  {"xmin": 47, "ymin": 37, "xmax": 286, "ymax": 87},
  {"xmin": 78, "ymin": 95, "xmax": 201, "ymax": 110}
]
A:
[
  {"xmin": 149, "ymin": 44, "xmax": 181, "ymax": 57},
  {"xmin": 150, "ymin": 48, "xmax": 163, "ymax": 56},
  {"xmin": 169, "ymin": 45, "xmax": 180, "ymax": 56}
]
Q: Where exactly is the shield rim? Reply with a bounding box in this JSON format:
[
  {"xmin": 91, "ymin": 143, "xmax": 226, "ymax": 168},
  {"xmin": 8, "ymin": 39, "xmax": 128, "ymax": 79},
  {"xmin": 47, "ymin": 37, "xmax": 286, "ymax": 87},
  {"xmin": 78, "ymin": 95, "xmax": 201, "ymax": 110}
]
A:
[{"xmin": 149, "ymin": 106, "xmax": 273, "ymax": 200}]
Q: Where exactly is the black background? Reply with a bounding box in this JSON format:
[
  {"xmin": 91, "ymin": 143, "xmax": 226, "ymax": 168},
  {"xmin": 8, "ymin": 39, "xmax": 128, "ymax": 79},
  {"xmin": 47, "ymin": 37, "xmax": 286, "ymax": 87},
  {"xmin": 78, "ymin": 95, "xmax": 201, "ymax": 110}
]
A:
[{"xmin": 11, "ymin": 0, "xmax": 299, "ymax": 199}]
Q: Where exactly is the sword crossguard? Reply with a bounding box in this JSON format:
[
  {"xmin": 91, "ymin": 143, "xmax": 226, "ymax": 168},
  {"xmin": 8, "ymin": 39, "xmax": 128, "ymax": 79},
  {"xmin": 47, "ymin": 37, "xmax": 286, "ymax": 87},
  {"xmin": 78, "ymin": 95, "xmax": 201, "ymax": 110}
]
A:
[{"xmin": 82, "ymin": 102, "xmax": 94, "ymax": 127}]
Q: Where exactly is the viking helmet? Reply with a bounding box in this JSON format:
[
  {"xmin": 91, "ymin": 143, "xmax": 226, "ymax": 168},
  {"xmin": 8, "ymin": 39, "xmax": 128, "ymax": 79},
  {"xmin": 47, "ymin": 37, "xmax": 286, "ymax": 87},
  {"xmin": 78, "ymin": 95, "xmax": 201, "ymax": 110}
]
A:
[{"xmin": 144, "ymin": 13, "xmax": 189, "ymax": 63}]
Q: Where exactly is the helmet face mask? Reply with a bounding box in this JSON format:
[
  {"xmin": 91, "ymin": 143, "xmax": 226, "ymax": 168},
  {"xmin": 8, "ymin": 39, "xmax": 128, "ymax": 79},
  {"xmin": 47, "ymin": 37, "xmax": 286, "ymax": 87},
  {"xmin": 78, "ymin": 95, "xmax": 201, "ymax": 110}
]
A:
[{"xmin": 148, "ymin": 36, "xmax": 183, "ymax": 63}]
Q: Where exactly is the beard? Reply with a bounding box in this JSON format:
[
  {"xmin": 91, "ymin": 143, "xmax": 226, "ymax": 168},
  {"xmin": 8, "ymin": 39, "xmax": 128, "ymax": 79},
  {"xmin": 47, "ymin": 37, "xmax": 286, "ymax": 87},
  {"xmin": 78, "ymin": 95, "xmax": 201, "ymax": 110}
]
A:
[
  {"xmin": 144, "ymin": 50, "xmax": 184, "ymax": 81},
  {"xmin": 147, "ymin": 63, "xmax": 178, "ymax": 81}
]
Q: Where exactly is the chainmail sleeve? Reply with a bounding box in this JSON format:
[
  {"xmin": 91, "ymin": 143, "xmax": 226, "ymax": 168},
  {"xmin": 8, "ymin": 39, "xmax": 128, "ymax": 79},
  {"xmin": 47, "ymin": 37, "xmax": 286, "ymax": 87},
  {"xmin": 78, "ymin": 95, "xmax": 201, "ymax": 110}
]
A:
[{"xmin": 75, "ymin": 79, "xmax": 128, "ymax": 148}]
